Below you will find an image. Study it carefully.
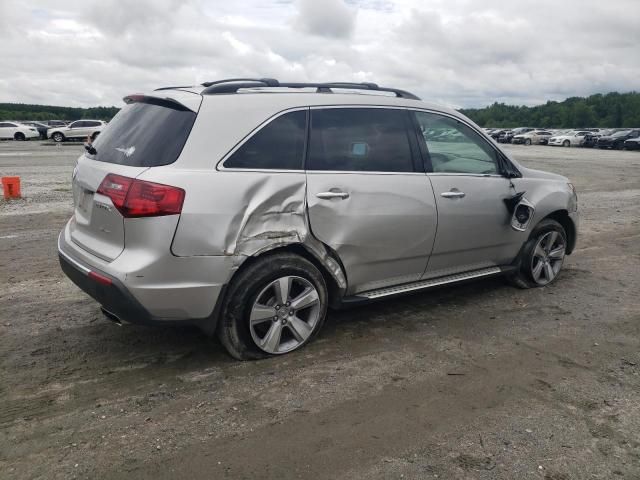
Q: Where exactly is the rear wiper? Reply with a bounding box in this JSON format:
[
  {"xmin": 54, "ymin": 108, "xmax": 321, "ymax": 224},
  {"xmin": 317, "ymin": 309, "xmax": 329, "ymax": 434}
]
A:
[{"xmin": 84, "ymin": 142, "xmax": 97, "ymax": 155}]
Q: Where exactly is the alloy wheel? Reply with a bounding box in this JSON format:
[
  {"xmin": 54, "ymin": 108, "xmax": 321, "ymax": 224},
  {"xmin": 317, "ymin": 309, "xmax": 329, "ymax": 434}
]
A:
[
  {"xmin": 530, "ymin": 231, "xmax": 565, "ymax": 285},
  {"xmin": 249, "ymin": 275, "xmax": 321, "ymax": 354}
]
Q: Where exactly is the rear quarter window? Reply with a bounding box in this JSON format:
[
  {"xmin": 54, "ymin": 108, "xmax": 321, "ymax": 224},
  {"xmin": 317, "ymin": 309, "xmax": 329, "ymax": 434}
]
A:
[
  {"xmin": 90, "ymin": 102, "xmax": 196, "ymax": 167},
  {"xmin": 223, "ymin": 110, "xmax": 307, "ymax": 170}
]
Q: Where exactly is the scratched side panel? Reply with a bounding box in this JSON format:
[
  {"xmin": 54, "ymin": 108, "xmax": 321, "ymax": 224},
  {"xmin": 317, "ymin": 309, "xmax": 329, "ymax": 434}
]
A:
[
  {"xmin": 154, "ymin": 169, "xmax": 346, "ymax": 291},
  {"xmin": 165, "ymin": 171, "xmax": 305, "ymax": 256}
]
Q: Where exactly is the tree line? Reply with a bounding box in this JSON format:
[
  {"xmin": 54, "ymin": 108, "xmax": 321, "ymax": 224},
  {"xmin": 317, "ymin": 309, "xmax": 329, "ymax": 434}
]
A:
[
  {"xmin": 2, "ymin": 91, "xmax": 640, "ymax": 127},
  {"xmin": 460, "ymin": 91, "xmax": 640, "ymax": 128},
  {"xmin": 0, "ymin": 103, "xmax": 119, "ymax": 122}
]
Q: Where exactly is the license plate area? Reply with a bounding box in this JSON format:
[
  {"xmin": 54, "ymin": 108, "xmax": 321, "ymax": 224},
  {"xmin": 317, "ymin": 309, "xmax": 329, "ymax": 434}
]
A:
[{"xmin": 75, "ymin": 187, "xmax": 94, "ymax": 224}]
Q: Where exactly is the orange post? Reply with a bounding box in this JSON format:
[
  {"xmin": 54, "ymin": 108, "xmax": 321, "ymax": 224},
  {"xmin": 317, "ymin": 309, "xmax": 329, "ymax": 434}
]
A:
[{"xmin": 1, "ymin": 176, "xmax": 21, "ymax": 199}]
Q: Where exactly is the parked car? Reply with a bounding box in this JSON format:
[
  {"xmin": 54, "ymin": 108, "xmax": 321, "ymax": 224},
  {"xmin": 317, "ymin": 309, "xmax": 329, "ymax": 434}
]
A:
[
  {"xmin": 581, "ymin": 133, "xmax": 600, "ymax": 148},
  {"xmin": 57, "ymin": 79, "xmax": 579, "ymax": 359},
  {"xmin": 512, "ymin": 130, "xmax": 553, "ymax": 145},
  {"xmin": 623, "ymin": 137, "xmax": 640, "ymax": 150},
  {"xmin": 21, "ymin": 121, "xmax": 49, "ymax": 139},
  {"xmin": 547, "ymin": 131, "xmax": 591, "ymax": 147},
  {"xmin": 596, "ymin": 129, "xmax": 640, "ymax": 149},
  {"xmin": 499, "ymin": 127, "xmax": 534, "ymax": 143},
  {"xmin": 46, "ymin": 120, "xmax": 68, "ymax": 127},
  {"xmin": 489, "ymin": 129, "xmax": 510, "ymax": 141},
  {"xmin": 0, "ymin": 121, "xmax": 39, "ymax": 140},
  {"xmin": 47, "ymin": 120, "xmax": 106, "ymax": 142}
]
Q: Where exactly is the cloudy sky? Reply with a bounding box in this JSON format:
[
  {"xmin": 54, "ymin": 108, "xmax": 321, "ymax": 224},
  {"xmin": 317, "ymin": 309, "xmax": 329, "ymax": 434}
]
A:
[{"xmin": 1, "ymin": 0, "xmax": 638, "ymax": 109}]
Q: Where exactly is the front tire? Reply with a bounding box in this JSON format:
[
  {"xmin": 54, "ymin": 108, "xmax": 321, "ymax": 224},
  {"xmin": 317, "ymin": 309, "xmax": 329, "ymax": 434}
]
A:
[
  {"xmin": 52, "ymin": 132, "xmax": 65, "ymax": 142},
  {"xmin": 217, "ymin": 252, "xmax": 328, "ymax": 360},
  {"xmin": 507, "ymin": 219, "xmax": 567, "ymax": 289},
  {"xmin": 525, "ymin": 138, "xmax": 532, "ymax": 146},
  {"xmin": 563, "ymin": 140, "xmax": 570, "ymax": 147}
]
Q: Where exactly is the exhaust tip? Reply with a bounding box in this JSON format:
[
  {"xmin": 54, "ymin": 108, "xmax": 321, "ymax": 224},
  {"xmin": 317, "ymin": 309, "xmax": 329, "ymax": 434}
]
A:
[{"xmin": 100, "ymin": 306, "xmax": 122, "ymax": 326}]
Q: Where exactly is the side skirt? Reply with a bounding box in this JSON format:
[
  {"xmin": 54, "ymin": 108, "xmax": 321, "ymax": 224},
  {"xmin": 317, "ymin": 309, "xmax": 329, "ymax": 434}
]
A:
[{"xmin": 339, "ymin": 266, "xmax": 515, "ymax": 307}]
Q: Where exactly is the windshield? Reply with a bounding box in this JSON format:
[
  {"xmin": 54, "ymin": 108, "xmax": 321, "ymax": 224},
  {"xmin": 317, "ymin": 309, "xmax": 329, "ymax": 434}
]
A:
[
  {"xmin": 89, "ymin": 101, "xmax": 196, "ymax": 167},
  {"xmin": 612, "ymin": 130, "xmax": 631, "ymax": 137}
]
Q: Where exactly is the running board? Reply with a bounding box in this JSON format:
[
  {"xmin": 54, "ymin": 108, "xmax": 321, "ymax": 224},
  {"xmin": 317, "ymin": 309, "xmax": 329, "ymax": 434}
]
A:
[{"xmin": 354, "ymin": 267, "xmax": 503, "ymax": 300}]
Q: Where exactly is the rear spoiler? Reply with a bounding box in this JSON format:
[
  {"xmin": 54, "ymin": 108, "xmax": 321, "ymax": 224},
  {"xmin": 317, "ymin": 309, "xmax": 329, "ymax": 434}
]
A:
[{"xmin": 122, "ymin": 94, "xmax": 195, "ymax": 112}]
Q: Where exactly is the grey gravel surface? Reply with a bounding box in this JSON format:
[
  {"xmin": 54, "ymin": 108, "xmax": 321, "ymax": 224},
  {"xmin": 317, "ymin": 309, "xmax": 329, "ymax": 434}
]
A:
[{"xmin": 0, "ymin": 140, "xmax": 639, "ymax": 479}]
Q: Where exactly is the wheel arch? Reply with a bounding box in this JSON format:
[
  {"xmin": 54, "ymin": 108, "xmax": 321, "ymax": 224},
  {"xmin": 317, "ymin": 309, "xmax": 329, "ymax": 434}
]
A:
[
  {"xmin": 233, "ymin": 243, "xmax": 346, "ymax": 309},
  {"xmin": 540, "ymin": 209, "xmax": 576, "ymax": 254}
]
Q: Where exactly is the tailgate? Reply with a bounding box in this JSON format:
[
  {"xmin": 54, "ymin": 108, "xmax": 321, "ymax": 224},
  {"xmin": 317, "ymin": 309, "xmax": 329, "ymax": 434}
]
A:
[{"xmin": 70, "ymin": 156, "xmax": 147, "ymax": 261}]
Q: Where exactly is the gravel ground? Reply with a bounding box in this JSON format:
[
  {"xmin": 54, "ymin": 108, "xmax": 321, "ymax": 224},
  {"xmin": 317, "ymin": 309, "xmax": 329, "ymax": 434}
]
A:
[{"xmin": 0, "ymin": 140, "xmax": 639, "ymax": 479}]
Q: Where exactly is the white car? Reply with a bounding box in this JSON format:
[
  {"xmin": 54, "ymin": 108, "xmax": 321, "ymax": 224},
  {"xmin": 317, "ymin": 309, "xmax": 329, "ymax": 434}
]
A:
[
  {"xmin": 548, "ymin": 131, "xmax": 591, "ymax": 147},
  {"xmin": 48, "ymin": 120, "xmax": 106, "ymax": 142},
  {"xmin": 0, "ymin": 121, "xmax": 40, "ymax": 141},
  {"xmin": 512, "ymin": 130, "xmax": 553, "ymax": 145}
]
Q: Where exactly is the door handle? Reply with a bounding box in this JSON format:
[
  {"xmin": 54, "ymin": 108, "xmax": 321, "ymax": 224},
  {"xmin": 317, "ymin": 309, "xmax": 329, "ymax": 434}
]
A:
[
  {"xmin": 441, "ymin": 190, "xmax": 466, "ymax": 199},
  {"xmin": 316, "ymin": 191, "xmax": 350, "ymax": 200}
]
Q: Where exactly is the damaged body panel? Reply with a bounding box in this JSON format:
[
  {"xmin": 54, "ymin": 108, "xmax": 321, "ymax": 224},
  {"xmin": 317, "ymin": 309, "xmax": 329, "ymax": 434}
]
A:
[
  {"xmin": 307, "ymin": 172, "xmax": 437, "ymax": 294},
  {"xmin": 165, "ymin": 170, "xmax": 347, "ymax": 291}
]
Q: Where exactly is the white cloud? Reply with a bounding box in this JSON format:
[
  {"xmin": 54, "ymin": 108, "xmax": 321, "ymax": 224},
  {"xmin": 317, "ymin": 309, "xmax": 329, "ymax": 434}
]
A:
[
  {"xmin": 0, "ymin": 0, "xmax": 638, "ymax": 108},
  {"xmin": 294, "ymin": 0, "xmax": 357, "ymax": 38}
]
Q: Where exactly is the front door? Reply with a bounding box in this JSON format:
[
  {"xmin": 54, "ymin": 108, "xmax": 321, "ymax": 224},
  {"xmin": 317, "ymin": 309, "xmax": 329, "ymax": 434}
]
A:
[
  {"xmin": 412, "ymin": 111, "xmax": 523, "ymax": 278},
  {"xmin": 68, "ymin": 121, "xmax": 87, "ymax": 138},
  {"xmin": 306, "ymin": 107, "xmax": 437, "ymax": 294}
]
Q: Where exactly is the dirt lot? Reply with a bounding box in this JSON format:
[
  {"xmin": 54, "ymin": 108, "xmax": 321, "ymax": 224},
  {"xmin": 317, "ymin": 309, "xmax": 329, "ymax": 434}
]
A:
[{"xmin": 1, "ymin": 141, "xmax": 639, "ymax": 480}]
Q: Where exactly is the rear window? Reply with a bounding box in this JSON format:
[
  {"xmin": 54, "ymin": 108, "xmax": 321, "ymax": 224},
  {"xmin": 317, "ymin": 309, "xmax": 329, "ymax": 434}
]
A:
[{"xmin": 90, "ymin": 102, "xmax": 196, "ymax": 167}]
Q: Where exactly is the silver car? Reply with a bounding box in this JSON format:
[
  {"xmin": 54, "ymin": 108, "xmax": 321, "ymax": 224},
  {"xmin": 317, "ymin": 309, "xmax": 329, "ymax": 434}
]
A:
[{"xmin": 58, "ymin": 79, "xmax": 579, "ymax": 360}]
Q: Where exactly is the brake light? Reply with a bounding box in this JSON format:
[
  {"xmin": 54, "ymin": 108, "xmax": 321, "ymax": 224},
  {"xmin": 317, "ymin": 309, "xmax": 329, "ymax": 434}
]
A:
[{"xmin": 97, "ymin": 174, "xmax": 185, "ymax": 218}]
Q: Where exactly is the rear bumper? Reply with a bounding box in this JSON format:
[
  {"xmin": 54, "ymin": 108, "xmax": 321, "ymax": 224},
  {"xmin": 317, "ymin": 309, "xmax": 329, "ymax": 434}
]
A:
[
  {"xmin": 58, "ymin": 221, "xmax": 234, "ymax": 330},
  {"xmin": 58, "ymin": 248, "xmax": 161, "ymax": 326}
]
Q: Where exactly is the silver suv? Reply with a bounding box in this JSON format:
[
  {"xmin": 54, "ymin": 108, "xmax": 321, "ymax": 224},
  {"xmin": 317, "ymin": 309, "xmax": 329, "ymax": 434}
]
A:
[{"xmin": 58, "ymin": 78, "xmax": 579, "ymax": 360}]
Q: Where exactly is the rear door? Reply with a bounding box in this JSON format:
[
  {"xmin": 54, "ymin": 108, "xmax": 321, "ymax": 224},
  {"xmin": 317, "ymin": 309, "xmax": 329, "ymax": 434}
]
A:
[
  {"xmin": 306, "ymin": 107, "xmax": 437, "ymax": 294},
  {"xmin": 412, "ymin": 110, "xmax": 523, "ymax": 278},
  {"xmin": 69, "ymin": 93, "xmax": 200, "ymax": 261}
]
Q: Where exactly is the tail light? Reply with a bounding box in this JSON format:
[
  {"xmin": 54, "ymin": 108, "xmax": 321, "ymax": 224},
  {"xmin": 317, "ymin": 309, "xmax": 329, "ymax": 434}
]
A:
[{"xmin": 97, "ymin": 174, "xmax": 185, "ymax": 218}]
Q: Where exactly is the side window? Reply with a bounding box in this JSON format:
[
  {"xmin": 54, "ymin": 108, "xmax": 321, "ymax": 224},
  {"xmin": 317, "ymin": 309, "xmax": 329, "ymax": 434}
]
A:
[
  {"xmin": 0, "ymin": 123, "xmax": 9, "ymax": 127},
  {"xmin": 414, "ymin": 111, "xmax": 499, "ymax": 175},
  {"xmin": 87, "ymin": 121, "xmax": 101, "ymax": 127},
  {"xmin": 70, "ymin": 121, "xmax": 82, "ymax": 128},
  {"xmin": 224, "ymin": 110, "xmax": 306, "ymax": 170},
  {"xmin": 308, "ymin": 108, "xmax": 414, "ymax": 172}
]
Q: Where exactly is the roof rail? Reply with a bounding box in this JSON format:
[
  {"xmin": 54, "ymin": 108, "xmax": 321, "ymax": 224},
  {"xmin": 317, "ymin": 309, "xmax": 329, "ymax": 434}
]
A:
[
  {"xmin": 201, "ymin": 78, "xmax": 280, "ymax": 88},
  {"xmin": 199, "ymin": 78, "xmax": 420, "ymax": 100},
  {"xmin": 154, "ymin": 85, "xmax": 196, "ymax": 91}
]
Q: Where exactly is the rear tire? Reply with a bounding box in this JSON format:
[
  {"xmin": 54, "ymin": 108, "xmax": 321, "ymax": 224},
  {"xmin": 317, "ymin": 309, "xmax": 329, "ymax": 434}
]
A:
[
  {"xmin": 52, "ymin": 132, "xmax": 65, "ymax": 142},
  {"xmin": 217, "ymin": 252, "xmax": 328, "ymax": 360},
  {"xmin": 525, "ymin": 138, "xmax": 532, "ymax": 146},
  {"xmin": 14, "ymin": 132, "xmax": 25, "ymax": 141},
  {"xmin": 507, "ymin": 219, "xmax": 567, "ymax": 289}
]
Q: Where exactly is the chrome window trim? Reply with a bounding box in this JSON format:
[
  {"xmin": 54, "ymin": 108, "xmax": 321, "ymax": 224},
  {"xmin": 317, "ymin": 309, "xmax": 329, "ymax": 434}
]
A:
[
  {"xmin": 426, "ymin": 173, "xmax": 505, "ymax": 178},
  {"xmin": 306, "ymin": 170, "xmax": 426, "ymax": 176}
]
